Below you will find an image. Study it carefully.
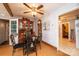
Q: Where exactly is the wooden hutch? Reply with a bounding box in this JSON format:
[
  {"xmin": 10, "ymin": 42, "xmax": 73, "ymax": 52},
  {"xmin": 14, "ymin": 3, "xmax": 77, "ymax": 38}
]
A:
[{"xmin": 18, "ymin": 18, "xmax": 33, "ymax": 43}]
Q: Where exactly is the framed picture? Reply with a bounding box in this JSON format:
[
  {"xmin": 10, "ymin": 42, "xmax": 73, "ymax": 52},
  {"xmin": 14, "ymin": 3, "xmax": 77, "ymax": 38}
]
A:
[{"xmin": 43, "ymin": 21, "xmax": 50, "ymax": 30}]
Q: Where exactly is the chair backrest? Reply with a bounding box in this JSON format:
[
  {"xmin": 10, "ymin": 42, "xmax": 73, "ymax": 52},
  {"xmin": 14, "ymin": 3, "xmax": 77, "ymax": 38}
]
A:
[
  {"xmin": 32, "ymin": 36, "xmax": 36, "ymax": 41},
  {"xmin": 10, "ymin": 34, "xmax": 16, "ymax": 46}
]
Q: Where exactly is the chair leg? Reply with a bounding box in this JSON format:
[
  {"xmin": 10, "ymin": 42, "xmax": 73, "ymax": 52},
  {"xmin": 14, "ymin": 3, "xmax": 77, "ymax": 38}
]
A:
[
  {"xmin": 23, "ymin": 48, "xmax": 25, "ymax": 56},
  {"xmin": 27, "ymin": 52, "xmax": 29, "ymax": 56},
  {"xmin": 39, "ymin": 42, "xmax": 41, "ymax": 49},
  {"xmin": 35, "ymin": 46, "xmax": 37, "ymax": 56},
  {"xmin": 26, "ymin": 49, "xmax": 29, "ymax": 56},
  {"xmin": 23, "ymin": 46, "xmax": 27, "ymax": 56},
  {"xmin": 12, "ymin": 49, "xmax": 15, "ymax": 56},
  {"xmin": 36, "ymin": 50, "xmax": 37, "ymax": 56}
]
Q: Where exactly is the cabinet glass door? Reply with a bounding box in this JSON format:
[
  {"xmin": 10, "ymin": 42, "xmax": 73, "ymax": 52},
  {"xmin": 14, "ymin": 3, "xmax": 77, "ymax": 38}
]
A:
[{"xmin": 11, "ymin": 21, "xmax": 17, "ymax": 34}]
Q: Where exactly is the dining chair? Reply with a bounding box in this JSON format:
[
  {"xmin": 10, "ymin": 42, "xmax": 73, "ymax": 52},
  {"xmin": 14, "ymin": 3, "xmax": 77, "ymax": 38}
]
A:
[
  {"xmin": 10, "ymin": 34, "xmax": 24, "ymax": 56},
  {"xmin": 23, "ymin": 35, "xmax": 37, "ymax": 56},
  {"xmin": 36, "ymin": 33, "xmax": 42, "ymax": 49}
]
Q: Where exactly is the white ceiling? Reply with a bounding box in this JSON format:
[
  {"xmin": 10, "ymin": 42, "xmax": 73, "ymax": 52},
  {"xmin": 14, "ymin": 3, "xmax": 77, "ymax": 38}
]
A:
[
  {"xmin": 8, "ymin": 3, "xmax": 44, "ymax": 19},
  {"xmin": 60, "ymin": 9, "xmax": 79, "ymax": 22},
  {"xmin": 0, "ymin": 3, "xmax": 68, "ymax": 20},
  {"xmin": 0, "ymin": 3, "xmax": 11, "ymax": 19}
]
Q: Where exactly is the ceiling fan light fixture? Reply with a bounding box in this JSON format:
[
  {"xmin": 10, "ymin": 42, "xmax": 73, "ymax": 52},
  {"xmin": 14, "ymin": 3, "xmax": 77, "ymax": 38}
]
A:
[
  {"xmin": 23, "ymin": 3, "xmax": 44, "ymax": 16},
  {"xmin": 32, "ymin": 11, "xmax": 37, "ymax": 16}
]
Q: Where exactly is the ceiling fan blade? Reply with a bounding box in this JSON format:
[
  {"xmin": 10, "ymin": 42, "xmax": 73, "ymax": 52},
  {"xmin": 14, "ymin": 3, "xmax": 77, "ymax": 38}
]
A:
[
  {"xmin": 24, "ymin": 11, "xmax": 31, "ymax": 13},
  {"xmin": 37, "ymin": 12, "xmax": 44, "ymax": 15},
  {"xmin": 37, "ymin": 5, "xmax": 43, "ymax": 10},
  {"xmin": 23, "ymin": 3, "xmax": 32, "ymax": 9},
  {"xmin": 39, "ymin": 10, "xmax": 44, "ymax": 12}
]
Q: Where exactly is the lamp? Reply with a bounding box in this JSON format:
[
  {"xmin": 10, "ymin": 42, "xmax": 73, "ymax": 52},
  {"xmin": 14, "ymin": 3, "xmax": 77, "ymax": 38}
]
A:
[{"xmin": 31, "ymin": 4, "xmax": 37, "ymax": 17}]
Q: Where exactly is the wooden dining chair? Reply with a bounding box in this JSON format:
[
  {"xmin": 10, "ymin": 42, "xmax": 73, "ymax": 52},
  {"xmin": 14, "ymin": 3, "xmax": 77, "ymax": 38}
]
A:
[
  {"xmin": 36, "ymin": 33, "xmax": 42, "ymax": 49},
  {"xmin": 10, "ymin": 34, "xmax": 24, "ymax": 56},
  {"xmin": 23, "ymin": 35, "xmax": 37, "ymax": 56}
]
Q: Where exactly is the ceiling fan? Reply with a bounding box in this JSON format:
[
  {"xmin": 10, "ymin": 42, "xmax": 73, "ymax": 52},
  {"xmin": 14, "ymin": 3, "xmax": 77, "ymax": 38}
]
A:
[{"xmin": 23, "ymin": 3, "xmax": 44, "ymax": 16}]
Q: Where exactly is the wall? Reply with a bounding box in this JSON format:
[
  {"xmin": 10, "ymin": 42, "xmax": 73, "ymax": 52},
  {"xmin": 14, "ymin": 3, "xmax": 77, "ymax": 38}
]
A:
[
  {"xmin": 75, "ymin": 20, "xmax": 79, "ymax": 48},
  {"xmin": 33, "ymin": 16, "xmax": 38, "ymax": 36},
  {"xmin": 42, "ymin": 3, "xmax": 79, "ymax": 48},
  {"xmin": 70, "ymin": 20, "xmax": 75, "ymax": 30},
  {"xmin": 0, "ymin": 20, "xmax": 6, "ymax": 44}
]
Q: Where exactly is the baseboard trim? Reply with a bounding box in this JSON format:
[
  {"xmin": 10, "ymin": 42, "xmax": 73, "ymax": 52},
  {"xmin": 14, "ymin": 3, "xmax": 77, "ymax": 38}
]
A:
[
  {"xmin": 42, "ymin": 41, "xmax": 57, "ymax": 49},
  {"xmin": 42, "ymin": 41, "xmax": 69, "ymax": 56}
]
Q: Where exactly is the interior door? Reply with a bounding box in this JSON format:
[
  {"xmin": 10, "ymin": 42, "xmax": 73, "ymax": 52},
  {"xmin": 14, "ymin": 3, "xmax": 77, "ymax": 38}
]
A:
[{"xmin": 0, "ymin": 21, "xmax": 6, "ymax": 44}]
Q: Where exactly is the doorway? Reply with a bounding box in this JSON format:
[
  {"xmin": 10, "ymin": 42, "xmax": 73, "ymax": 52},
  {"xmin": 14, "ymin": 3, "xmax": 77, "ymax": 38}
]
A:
[
  {"xmin": 59, "ymin": 22, "xmax": 74, "ymax": 47},
  {"xmin": 59, "ymin": 9, "xmax": 79, "ymax": 49}
]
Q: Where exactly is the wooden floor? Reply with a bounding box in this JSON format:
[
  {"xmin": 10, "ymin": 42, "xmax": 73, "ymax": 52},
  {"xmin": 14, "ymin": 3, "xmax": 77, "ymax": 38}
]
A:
[
  {"xmin": 0, "ymin": 42, "xmax": 68, "ymax": 56},
  {"xmin": 60, "ymin": 38, "xmax": 76, "ymax": 48},
  {"xmin": 59, "ymin": 38, "xmax": 79, "ymax": 56}
]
